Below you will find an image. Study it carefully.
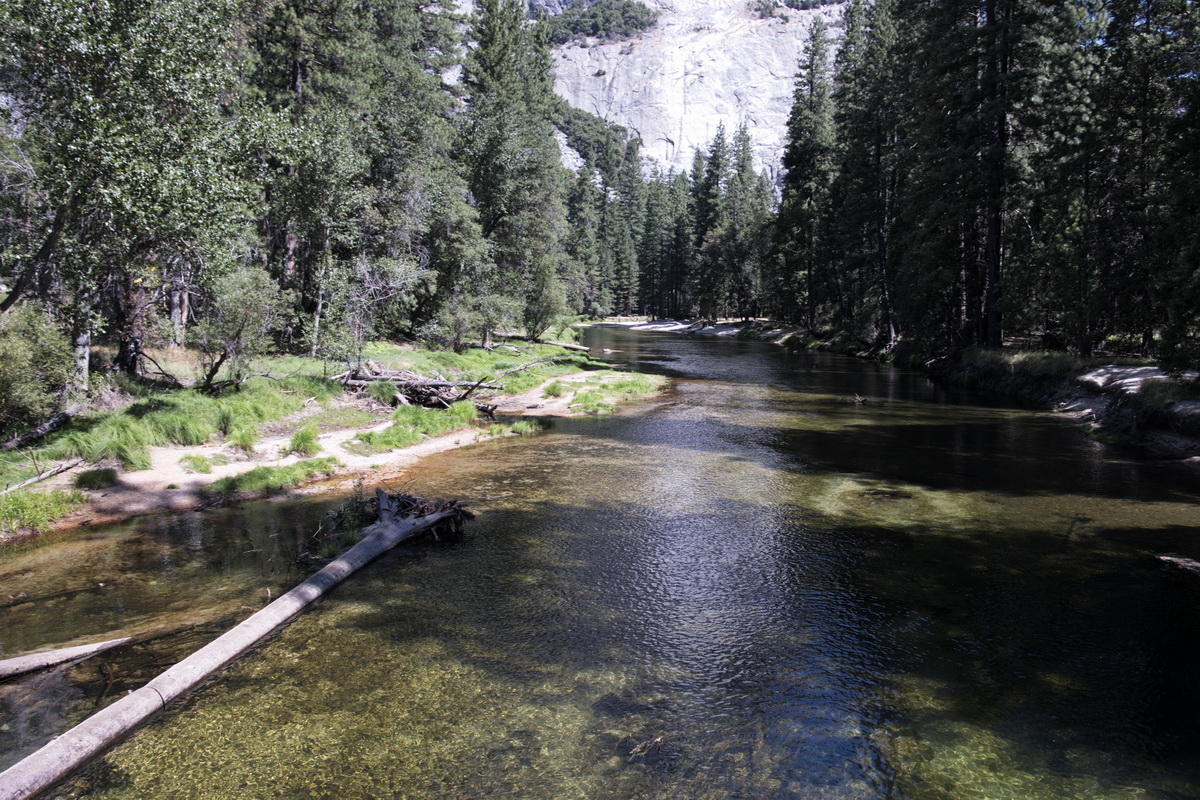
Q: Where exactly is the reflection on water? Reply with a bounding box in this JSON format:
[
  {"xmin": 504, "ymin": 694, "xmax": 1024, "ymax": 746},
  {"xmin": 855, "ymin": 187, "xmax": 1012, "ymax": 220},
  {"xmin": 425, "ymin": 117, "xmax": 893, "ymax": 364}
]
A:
[{"xmin": 25, "ymin": 330, "xmax": 1200, "ymax": 798}]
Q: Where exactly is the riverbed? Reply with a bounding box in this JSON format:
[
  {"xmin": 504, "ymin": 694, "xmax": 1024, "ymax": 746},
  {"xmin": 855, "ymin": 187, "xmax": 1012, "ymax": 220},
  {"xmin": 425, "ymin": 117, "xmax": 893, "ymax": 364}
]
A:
[{"xmin": 6, "ymin": 329, "xmax": 1200, "ymax": 798}]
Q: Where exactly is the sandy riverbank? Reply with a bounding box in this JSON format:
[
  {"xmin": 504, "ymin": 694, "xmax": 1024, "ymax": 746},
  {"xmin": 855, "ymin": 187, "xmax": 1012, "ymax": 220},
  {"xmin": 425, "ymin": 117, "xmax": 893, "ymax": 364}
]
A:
[{"xmin": 35, "ymin": 370, "xmax": 660, "ymax": 534}]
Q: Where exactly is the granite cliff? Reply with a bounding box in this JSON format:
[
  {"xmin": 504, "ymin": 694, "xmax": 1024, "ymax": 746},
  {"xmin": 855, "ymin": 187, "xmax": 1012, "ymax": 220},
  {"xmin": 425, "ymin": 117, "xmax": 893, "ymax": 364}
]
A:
[{"xmin": 546, "ymin": 0, "xmax": 842, "ymax": 178}]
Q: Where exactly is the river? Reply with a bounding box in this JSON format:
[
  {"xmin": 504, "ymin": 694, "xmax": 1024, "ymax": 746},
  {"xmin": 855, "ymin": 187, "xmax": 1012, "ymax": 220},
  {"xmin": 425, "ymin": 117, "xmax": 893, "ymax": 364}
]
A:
[{"xmin": 6, "ymin": 328, "xmax": 1200, "ymax": 798}]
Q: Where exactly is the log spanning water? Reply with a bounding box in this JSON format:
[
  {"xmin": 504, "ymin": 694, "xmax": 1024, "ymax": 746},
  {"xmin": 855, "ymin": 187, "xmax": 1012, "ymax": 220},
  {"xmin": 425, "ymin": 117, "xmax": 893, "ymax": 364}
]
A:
[{"xmin": 0, "ymin": 490, "xmax": 471, "ymax": 800}]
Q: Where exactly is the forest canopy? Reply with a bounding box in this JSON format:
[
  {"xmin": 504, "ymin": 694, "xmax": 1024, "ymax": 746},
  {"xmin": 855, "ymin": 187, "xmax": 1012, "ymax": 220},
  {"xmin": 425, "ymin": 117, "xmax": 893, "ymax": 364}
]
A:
[{"xmin": 0, "ymin": 0, "xmax": 1197, "ymax": 438}]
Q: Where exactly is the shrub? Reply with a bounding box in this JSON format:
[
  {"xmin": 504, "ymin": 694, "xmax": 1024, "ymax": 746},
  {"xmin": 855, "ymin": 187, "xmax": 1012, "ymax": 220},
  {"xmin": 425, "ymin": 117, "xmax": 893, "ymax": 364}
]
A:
[{"xmin": 0, "ymin": 305, "xmax": 73, "ymax": 438}]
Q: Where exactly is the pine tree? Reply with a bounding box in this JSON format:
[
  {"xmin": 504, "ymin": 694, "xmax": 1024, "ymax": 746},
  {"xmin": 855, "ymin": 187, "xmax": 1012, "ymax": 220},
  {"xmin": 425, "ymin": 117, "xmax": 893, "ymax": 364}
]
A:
[
  {"xmin": 778, "ymin": 16, "xmax": 836, "ymax": 330},
  {"xmin": 461, "ymin": 0, "xmax": 567, "ymax": 338}
]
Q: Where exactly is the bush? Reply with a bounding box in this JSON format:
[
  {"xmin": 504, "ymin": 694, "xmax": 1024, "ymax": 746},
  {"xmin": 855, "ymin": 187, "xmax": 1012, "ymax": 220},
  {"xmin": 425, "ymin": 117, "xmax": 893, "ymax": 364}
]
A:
[
  {"xmin": 0, "ymin": 305, "xmax": 73, "ymax": 438},
  {"xmin": 547, "ymin": 0, "xmax": 659, "ymax": 45}
]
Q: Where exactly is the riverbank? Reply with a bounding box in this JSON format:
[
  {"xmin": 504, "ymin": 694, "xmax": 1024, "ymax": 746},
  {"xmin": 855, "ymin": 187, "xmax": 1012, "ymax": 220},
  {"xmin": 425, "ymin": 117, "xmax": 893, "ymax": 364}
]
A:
[
  {"xmin": 1, "ymin": 363, "xmax": 667, "ymax": 544},
  {"xmin": 590, "ymin": 318, "xmax": 1200, "ymax": 460}
]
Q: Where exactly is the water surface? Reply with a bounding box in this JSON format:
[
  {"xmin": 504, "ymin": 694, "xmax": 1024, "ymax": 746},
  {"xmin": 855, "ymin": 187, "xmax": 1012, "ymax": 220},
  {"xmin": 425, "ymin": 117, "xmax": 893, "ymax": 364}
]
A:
[{"xmin": 20, "ymin": 330, "xmax": 1200, "ymax": 798}]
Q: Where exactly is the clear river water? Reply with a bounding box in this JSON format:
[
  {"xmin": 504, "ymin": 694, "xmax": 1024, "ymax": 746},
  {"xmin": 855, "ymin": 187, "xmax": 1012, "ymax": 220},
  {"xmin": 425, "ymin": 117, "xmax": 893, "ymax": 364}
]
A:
[{"xmin": 4, "ymin": 328, "xmax": 1200, "ymax": 799}]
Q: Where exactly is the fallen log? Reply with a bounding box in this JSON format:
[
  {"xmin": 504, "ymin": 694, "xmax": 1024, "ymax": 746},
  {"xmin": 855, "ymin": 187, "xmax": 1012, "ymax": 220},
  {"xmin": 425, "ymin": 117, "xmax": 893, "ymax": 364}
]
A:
[
  {"xmin": 541, "ymin": 339, "xmax": 590, "ymax": 352},
  {"xmin": 340, "ymin": 377, "xmax": 503, "ymax": 390},
  {"xmin": 0, "ymin": 489, "xmax": 472, "ymax": 800},
  {"xmin": 0, "ymin": 580, "xmax": 112, "ymax": 610},
  {"xmin": 0, "ymin": 637, "xmax": 132, "ymax": 681},
  {"xmin": 2, "ymin": 405, "xmax": 83, "ymax": 451}
]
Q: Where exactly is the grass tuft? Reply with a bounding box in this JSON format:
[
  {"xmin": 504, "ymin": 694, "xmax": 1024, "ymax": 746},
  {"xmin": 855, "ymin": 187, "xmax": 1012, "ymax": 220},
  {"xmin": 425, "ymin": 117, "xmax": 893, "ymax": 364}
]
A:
[
  {"xmin": 287, "ymin": 425, "xmax": 321, "ymax": 457},
  {"xmin": 74, "ymin": 468, "xmax": 119, "ymax": 490},
  {"xmin": 510, "ymin": 420, "xmax": 544, "ymax": 435},
  {"xmin": 179, "ymin": 455, "xmax": 213, "ymax": 474}
]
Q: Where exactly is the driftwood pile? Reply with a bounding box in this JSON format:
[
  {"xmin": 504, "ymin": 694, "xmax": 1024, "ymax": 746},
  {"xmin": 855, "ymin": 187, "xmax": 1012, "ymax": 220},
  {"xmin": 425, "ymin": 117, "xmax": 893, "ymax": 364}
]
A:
[
  {"xmin": 331, "ymin": 359, "xmax": 501, "ymax": 409},
  {"xmin": 331, "ymin": 355, "xmax": 572, "ymax": 414}
]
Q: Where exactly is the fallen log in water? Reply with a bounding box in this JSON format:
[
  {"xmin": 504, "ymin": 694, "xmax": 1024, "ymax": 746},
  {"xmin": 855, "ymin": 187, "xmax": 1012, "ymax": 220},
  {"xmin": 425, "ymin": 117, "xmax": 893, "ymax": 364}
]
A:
[
  {"xmin": 0, "ymin": 489, "xmax": 472, "ymax": 800},
  {"xmin": 0, "ymin": 637, "xmax": 133, "ymax": 682}
]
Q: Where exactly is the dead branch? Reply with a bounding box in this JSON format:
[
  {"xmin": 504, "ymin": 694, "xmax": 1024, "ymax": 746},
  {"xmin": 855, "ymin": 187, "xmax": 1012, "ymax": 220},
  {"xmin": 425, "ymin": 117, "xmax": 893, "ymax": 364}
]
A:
[
  {"xmin": 2, "ymin": 405, "xmax": 84, "ymax": 451},
  {"xmin": 1, "ymin": 458, "xmax": 84, "ymax": 495}
]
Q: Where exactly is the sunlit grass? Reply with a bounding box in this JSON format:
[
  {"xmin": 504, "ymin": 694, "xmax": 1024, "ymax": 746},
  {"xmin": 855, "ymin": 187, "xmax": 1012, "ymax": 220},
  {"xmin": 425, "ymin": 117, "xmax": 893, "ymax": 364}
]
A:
[
  {"xmin": 346, "ymin": 401, "xmax": 478, "ymax": 455},
  {"xmin": 44, "ymin": 376, "xmax": 342, "ymax": 470},
  {"xmin": 0, "ymin": 489, "xmax": 87, "ymax": 535},
  {"xmin": 205, "ymin": 457, "xmax": 340, "ymax": 496}
]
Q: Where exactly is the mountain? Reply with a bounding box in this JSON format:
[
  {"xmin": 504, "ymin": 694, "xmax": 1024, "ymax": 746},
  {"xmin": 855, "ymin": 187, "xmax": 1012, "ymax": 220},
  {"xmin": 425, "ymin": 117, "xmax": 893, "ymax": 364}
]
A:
[{"xmin": 546, "ymin": 0, "xmax": 842, "ymax": 179}]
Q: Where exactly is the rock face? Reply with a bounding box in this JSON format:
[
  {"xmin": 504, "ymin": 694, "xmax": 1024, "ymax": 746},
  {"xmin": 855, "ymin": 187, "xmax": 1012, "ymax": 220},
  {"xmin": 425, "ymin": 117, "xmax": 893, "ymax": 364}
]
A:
[{"xmin": 549, "ymin": 0, "xmax": 841, "ymax": 179}]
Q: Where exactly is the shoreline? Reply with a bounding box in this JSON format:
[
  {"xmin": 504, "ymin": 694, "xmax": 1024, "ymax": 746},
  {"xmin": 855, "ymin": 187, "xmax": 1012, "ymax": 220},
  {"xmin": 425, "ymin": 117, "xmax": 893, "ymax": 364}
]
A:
[
  {"xmin": 12, "ymin": 369, "xmax": 663, "ymax": 542},
  {"xmin": 590, "ymin": 318, "xmax": 1200, "ymax": 461}
]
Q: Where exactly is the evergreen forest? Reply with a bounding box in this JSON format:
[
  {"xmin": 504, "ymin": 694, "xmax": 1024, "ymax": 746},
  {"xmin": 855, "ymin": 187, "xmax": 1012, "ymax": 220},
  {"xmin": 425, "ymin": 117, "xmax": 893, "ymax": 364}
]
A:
[{"xmin": 1, "ymin": 0, "xmax": 1198, "ymax": 437}]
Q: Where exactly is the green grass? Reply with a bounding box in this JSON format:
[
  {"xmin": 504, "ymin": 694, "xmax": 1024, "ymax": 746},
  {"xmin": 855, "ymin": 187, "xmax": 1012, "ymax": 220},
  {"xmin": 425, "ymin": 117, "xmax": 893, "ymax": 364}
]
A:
[
  {"xmin": 478, "ymin": 424, "xmax": 507, "ymax": 439},
  {"xmin": 287, "ymin": 425, "xmax": 321, "ymax": 457},
  {"xmin": 179, "ymin": 455, "xmax": 213, "ymax": 474},
  {"xmin": 366, "ymin": 380, "xmax": 400, "ymax": 405},
  {"xmin": 606, "ymin": 374, "xmax": 657, "ymax": 396},
  {"xmin": 543, "ymin": 380, "xmax": 565, "ymax": 398},
  {"xmin": 74, "ymin": 468, "xmax": 119, "ymax": 490},
  {"xmin": 206, "ymin": 457, "xmax": 340, "ymax": 496},
  {"xmin": 347, "ymin": 401, "xmax": 477, "ymax": 455},
  {"xmin": 227, "ymin": 427, "xmax": 258, "ymax": 454},
  {"xmin": 44, "ymin": 376, "xmax": 342, "ymax": 470},
  {"xmin": 0, "ymin": 489, "xmax": 87, "ymax": 535},
  {"xmin": 303, "ymin": 407, "xmax": 379, "ymax": 430},
  {"xmin": 510, "ymin": 420, "xmax": 544, "ymax": 435},
  {"xmin": 572, "ymin": 389, "xmax": 615, "ymax": 415}
]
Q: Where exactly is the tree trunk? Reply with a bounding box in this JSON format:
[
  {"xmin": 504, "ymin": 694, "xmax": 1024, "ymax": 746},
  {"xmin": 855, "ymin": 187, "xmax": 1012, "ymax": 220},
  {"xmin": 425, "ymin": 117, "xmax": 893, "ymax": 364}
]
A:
[
  {"xmin": 168, "ymin": 280, "xmax": 189, "ymax": 348},
  {"xmin": 71, "ymin": 323, "xmax": 91, "ymax": 396}
]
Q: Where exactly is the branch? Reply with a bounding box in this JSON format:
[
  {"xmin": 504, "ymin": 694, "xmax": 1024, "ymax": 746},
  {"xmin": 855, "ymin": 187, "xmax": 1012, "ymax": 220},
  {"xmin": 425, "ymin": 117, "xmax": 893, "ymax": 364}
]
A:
[
  {"xmin": 2, "ymin": 405, "xmax": 84, "ymax": 451},
  {"xmin": 1, "ymin": 458, "xmax": 84, "ymax": 495}
]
